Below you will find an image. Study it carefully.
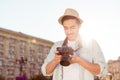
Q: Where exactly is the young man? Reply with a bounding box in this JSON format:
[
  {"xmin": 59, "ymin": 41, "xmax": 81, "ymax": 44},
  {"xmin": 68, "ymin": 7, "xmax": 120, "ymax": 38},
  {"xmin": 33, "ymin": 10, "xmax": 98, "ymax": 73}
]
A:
[{"xmin": 41, "ymin": 8, "xmax": 107, "ymax": 80}]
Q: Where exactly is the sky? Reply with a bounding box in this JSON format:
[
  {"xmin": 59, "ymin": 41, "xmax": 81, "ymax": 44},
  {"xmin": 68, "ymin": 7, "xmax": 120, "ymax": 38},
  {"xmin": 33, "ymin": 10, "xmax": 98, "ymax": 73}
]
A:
[{"xmin": 0, "ymin": 0, "xmax": 120, "ymax": 62}]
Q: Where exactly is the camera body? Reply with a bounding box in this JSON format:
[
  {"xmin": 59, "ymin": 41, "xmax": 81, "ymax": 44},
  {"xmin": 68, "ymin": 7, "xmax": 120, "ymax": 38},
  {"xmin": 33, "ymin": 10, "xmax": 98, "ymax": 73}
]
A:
[{"xmin": 56, "ymin": 46, "xmax": 74, "ymax": 66}]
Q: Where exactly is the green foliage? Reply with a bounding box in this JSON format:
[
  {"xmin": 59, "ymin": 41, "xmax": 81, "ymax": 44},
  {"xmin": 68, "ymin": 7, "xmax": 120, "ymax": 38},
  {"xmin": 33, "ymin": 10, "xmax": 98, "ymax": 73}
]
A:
[{"xmin": 0, "ymin": 75, "xmax": 5, "ymax": 80}]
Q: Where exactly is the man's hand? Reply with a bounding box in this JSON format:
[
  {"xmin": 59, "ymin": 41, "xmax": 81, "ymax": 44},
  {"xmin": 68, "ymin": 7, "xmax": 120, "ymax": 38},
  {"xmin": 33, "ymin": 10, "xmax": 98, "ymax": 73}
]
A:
[
  {"xmin": 46, "ymin": 51, "xmax": 62, "ymax": 74},
  {"xmin": 70, "ymin": 55, "xmax": 101, "ymax": 75},
  {"xmin": 70, "ymin": 55, "xmax": 80, "ymax": 64},
  {"xmin": 52, "ymin": 51, "xmax": 62, "ymax": 64}
]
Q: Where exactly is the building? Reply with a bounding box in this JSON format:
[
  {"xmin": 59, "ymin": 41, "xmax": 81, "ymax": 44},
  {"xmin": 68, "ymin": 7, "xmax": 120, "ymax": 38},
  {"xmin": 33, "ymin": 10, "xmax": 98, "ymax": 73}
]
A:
[
  {"xmin": 107, "ymin": 57, "xmax": 120, "ymax": 80},
  {"xmin": 0, "ymin": 27, "xmax": 54, "ymax": 80}
]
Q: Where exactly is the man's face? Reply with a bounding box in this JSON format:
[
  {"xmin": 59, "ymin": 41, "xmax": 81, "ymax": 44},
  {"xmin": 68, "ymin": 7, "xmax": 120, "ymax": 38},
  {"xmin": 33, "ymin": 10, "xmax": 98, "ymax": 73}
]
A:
[{"xmin": 63, "ymin": 19, "xmax": 80, "ymax": 41}]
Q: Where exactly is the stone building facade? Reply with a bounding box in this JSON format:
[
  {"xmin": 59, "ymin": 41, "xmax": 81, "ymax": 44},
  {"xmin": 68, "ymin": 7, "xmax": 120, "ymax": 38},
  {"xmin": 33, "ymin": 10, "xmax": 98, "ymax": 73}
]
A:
[
  {"xmin": 107, "ymin": 57, "xmax": 120, "ymax": 80},
  {"xmin": 0, "ymin": 28, "xmax": 54, "ymax": 80}
]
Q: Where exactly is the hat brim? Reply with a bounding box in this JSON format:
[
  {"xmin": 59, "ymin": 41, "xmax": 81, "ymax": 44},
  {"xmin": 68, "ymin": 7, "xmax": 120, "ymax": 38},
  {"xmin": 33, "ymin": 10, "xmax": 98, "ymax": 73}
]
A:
[{"xmin": 58, "ymin": 15, "xmax": 83, "ymax": 25}]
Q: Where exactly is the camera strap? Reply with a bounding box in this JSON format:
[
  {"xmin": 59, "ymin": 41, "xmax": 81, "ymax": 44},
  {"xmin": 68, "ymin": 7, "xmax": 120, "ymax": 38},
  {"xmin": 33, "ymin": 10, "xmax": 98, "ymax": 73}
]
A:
[
  {"xmin": 62, "ymin": 37, "xmax": 81, "ymax": 52},
  {"xmin": 62, "ymin": 37, "xmax": 68, "ymax": 46}
]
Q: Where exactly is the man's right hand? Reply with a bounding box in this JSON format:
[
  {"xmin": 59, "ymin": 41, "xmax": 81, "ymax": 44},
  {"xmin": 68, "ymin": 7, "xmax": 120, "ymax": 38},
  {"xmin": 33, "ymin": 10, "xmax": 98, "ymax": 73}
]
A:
[
  {"xmin": 46, "ymin": 51, "xmax": 62, "ymax": 74},
  {"xmin": 52, "ymin": 51, "xmax": 62, "ymax": 64}
]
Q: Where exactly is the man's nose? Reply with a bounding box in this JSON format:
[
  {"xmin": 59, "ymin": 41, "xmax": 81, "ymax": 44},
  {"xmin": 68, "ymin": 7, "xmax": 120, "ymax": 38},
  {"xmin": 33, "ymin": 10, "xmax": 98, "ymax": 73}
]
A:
[{"xmin": 67, "ymin": 29, "xmax": 72, "ymax": 34}]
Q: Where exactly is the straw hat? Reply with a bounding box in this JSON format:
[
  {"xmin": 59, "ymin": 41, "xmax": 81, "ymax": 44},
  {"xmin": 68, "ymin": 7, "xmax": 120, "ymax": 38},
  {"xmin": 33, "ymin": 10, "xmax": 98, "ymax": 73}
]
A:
[{"xmin": 58, "ymin": 8, "xmax": 83, "ymax": 25}]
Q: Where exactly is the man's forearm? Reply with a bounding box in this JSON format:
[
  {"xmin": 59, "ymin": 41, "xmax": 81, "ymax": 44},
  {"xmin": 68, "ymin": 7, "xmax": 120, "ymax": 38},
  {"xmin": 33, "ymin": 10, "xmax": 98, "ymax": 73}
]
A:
[
  {"xmin": 77, "ymin": 58, "xmax": 100, "ymax": 75},
  {"xmin": 46, "ymin": 60, "xmax": 58, "ymax": 74}
]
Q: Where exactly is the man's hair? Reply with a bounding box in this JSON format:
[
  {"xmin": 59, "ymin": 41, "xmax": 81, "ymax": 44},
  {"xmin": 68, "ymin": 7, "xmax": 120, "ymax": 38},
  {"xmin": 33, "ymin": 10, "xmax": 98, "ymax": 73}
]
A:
[{"xmin": 61, "ymin": 16, "xmax": 80, "ymax": 25}]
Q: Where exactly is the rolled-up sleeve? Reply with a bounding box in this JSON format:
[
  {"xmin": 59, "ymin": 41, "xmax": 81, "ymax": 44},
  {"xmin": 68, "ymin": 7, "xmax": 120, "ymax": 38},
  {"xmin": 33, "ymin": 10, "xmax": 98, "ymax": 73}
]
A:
[
  {"xmin": 91, "ymin": 39, "xmax": 108, "ymax": 77},
  {"xmin": 41, "ymin": 43, "xmax": 56, "ymax": 76},
  {"xmin": 41, "ymin": 41, "xmax": 63, "ymax": 76}
]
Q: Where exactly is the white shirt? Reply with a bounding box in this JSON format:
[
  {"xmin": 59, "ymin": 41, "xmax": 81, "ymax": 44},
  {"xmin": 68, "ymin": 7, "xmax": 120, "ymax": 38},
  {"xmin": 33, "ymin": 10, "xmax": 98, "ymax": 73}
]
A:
[
  {"xmin": 41, "ymin": 37, "xmax": 108, "ymax": 80},
  {"xmin": 63, "ymin": 63, "xmax": 80, "ymax": 80},
  {"xmin": 63, "ymin": 41, "xmax": 80, "ymax": 80}
]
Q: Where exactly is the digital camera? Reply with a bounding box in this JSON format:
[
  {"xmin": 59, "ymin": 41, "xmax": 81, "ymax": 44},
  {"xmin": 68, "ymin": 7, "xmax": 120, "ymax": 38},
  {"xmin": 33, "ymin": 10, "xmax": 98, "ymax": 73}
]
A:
[{"xmin": 56, "ymin": 46, "xmax": 74, "ymax": 66}]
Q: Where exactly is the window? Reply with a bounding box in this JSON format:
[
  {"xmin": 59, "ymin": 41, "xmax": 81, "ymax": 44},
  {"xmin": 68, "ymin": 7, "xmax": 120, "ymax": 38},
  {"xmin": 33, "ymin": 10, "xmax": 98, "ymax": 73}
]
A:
[
  {"xmin": 38, "ymin": 45, "xmax": 43, "ymax": 57},
  {"xmin": 19, "ymin": 40, "xmax": 26, "ymax": 46},
  {"xmin": 8, "ymin": 61, "xmax": 14, "ymax": 67},
  {"xmin": 19, "ymin": 40, "xmax": 26, "ymax": 54},
  {"xmin": 37, "ymin": 58, "xmax": 42, "ymax": 63},
  {"xmin": 38, "ymin": 44, "xmax": 42, "ymax": 52},
  {"xmin": 38, "ymin": 52, "xmax": 42, "ymax": 56},
  {"xmin": 45, "ymin": 47, "xmax": 50, "ymax": 54},
  {"xmin": 7, "ymin": 69, "xmax": 14, "ymax": 75},
  {"xmin": 29, "ymin": 50, "xmax": 35, "ymax": 54},
  {"xmin": 0, "ymin": 44, "xmax": 4, "ymax": 50},
  {"xmin": 20, "ymin": 48, "xmax": 25, "ymax": 54},
  {"xmin": 9, "ymin": 38, "xmax": 15, "ymax": 44},
  {"xmin": 30, "ymin": 43, "xmax": 35, "ymax": 49},
  {"xmin": 38, "ymin": 63, "xmax": 42, "ymax": 68},
  {"xmin": 0, "ymin": 52, "xmax": 3, "ymax": 58},
  {"xmin": 28, "ymin": 56, "xmax": 35, "ymax": 62},
  {"xmin": 0, "ymin": 69, "xmax": 2, "ymax": 75},
  {"xmin": 44, "ymin": 47, "xmax": 50, "ymax": 59},
  {"xmin": 0, "ymin": 60, "xmax": 3, "ymax": 66},
  {"xmin": 9, "ymin": 46, "xmax": 15, "ymax": 52},
  {"xmin": 38, "ymin": 52, "xmax": 42, "ymax": 62},
  {"xmin": 30, "ymin": 63, "xmax": 35, "ymax": 69},
  {"xmin": 8, "ymin": 53, "xmax": 15, "ymax": 59},
  {"xmin": 0, "ymin": 35, "xmax": 4, "ymax": 42}
]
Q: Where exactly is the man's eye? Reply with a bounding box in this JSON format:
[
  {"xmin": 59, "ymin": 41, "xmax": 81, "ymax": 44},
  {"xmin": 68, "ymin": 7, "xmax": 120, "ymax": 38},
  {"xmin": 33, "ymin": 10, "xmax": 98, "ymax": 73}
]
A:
[
  {"xmin": 71, "ymin": 26, "xmax": 76, "ymax": 29},
  {"xmin": 64, "ymin": 27, "xmax": 68, "ymax": 30}
]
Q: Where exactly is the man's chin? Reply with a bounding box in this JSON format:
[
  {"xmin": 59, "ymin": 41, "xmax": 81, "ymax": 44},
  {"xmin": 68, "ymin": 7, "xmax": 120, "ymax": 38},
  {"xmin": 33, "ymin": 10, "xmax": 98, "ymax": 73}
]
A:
[{"xmin": 67, "ymin": 38, "xmax": 75, "ymax": 41}]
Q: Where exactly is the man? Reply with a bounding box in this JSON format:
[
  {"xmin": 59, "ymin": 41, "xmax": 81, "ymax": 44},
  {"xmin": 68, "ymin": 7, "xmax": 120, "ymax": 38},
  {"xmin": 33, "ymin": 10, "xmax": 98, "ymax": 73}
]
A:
[{"xmin": 41, "ymin": 8, "xmax": 107, "ymax": 80}]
